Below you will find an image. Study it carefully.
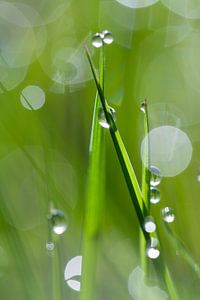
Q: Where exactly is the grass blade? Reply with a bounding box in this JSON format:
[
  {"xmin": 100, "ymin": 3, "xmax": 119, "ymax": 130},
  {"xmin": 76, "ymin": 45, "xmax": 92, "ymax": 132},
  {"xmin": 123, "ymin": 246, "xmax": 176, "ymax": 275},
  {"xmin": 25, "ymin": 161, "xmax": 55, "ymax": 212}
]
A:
[
  {"xmin": 85, "ymin": 47, "xmax": 149, "ymax": 241},
  {"xmin": 164, "ymin": 222, "xmax": 200, "ymax": 279},
  {"xmin": 80, "ymin": 47, "xmax": 106, "ymax": 300}
]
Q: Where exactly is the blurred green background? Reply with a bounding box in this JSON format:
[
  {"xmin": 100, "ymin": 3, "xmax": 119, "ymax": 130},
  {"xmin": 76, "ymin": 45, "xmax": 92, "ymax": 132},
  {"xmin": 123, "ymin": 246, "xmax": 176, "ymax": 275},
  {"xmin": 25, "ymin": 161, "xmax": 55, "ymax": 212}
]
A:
[{"xmin": 0, "ymin": 0, "xmax": 200, "ymax": 299}]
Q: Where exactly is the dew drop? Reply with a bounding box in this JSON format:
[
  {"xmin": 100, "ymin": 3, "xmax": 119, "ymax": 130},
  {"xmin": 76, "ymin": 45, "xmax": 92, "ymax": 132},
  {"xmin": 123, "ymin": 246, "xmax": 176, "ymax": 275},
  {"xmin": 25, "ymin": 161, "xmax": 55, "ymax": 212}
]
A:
[
  {"xmin": 150, "ymin": 187, "xmax": 160, "ymax": 204},
  {"xmin": 49, "ymin": 209, "xmax": 67, "ymax": 235},
  {"xmin": 140, "ymin": 100, "xmax": 147, "ymax": 113},
  {"xmin": 143, "ymin": 216, "xmax": 156, "ymax": 233},
  {"xmin": 92, "ymin": 33, "xmax": 103, "ymax": 48},
  {"xmin": 140, "ymin": 103, "xmax": 146, "ymax": 113},
  {"xmin": 146, "ymin": 237, "xmax": 160, "ymax": 259},
  {"xmin": 150, "ymin": 166, "xmax": 161, "ymax": 187},
  {"xmin": 162, "ymin": 207, "xmax": 175, "ymax": 223},
  {"xmin": 98, "ymin": 106, "xmax": 116, "ymax": 129},
  {"xmin": 146, "ymin": 247, "xmax": 160, "ymax": 259},
  {"xmin": 46, "ymin": 241, "xmax": 55, "ymax": 251},
  {"xmin": 102, "ymin": 30, "xmax": 114, "ymax": 45}
]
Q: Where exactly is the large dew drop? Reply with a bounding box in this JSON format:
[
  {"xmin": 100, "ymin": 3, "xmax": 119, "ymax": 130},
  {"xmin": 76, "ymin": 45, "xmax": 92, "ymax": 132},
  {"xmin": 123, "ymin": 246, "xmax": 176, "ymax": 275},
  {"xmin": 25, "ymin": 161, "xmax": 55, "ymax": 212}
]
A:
[
  {"xmin": 150, "ymin": 187, "xmax": 160, "ymax": 204},
  {"xmin": 102, "ymin": 30, "xmax": 114, "ymax": 44},
  {"xmin": 143, "ymin": 216, "xmax": 156, "ymax": 233},
  {"xmin": 150, "ymin": 166, "xmax": 161, "ymax": 187},
  {"xmin": 49, "ymin": 209, "xmax": 67, "ymax": 235},
  {"xmin": 92, "ymin": 33, "xmax": 103, "ymax": 48},
  {"xmin": 98, "ymin": 106, "xmax": 116, "ymax": 129},
  {"xmin": 146, "ymin": 237, "xmax": 160, "ymax": 259},
  {"xmin": 162, "ymin": 207, "xmax": 175, "ymax": 223}
]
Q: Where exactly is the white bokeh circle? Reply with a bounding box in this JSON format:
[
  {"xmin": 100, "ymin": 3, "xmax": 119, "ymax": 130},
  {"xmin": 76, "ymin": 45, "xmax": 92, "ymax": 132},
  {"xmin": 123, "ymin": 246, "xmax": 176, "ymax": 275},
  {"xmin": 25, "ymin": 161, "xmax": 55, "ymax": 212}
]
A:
[
  {"xmin": 20, "ymin": 85, "xmax": 45, "ymax": 110},
  {"xmin": 116, "ymin": 0, "xmax": 159, "ymax": 9},
  {"xmin": 141, "ymin": 126, "xmax": 193, "ymax": 177}
]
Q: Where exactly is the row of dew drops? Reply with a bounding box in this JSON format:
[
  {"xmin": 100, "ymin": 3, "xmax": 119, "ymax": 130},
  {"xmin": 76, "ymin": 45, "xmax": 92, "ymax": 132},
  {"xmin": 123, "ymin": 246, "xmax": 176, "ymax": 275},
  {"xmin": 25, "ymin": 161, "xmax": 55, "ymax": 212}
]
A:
[{"xmin": 141, "ymin": 103, "xmax": 175, "ymax": 260}]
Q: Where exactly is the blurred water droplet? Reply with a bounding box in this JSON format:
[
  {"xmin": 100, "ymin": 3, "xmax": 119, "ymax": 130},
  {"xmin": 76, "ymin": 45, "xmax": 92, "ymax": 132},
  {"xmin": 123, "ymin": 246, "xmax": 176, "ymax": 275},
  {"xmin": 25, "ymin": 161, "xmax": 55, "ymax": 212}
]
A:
[
  {"xmin": 162, "ymin": 207, "xmax": 175, "ymax": 223},
  {"xmin": 98, "ymin": 106, "xmax": 116, "ymax": 128},
  {"xmin": 49, "ymin": 209, "xmax": 67, "ymax": 235},
  {"xmin": 144, "ymin": 216, "xmax": 156, "ymax": 233},
  {"xmin": 46, "ymin": 242, "xmax": 55, "ymax": 251},
  {"xmin": 146, "ymin": 237, "xmax": 160, "ymax": 259},
  {"xmin": 92, "ymin": 33, "xmax": 103, "ymax": 48},
  {"xmin": 150, "ymin": 166, "xmax": 161, "ymax": 187},
  {"xmin": 146, "ymin": 246, "xmax": 160, "ymax": 259},
  {"xmin": 140, "ymin": 102, "xmax": 146, "ymax": 113},
  {"xmin": 102, "ymin": 30, "xmax": 114, "ymax": 44},
  {"xmin": 150, "ymin": 187, "xmax": 160, "ymax": 204}
]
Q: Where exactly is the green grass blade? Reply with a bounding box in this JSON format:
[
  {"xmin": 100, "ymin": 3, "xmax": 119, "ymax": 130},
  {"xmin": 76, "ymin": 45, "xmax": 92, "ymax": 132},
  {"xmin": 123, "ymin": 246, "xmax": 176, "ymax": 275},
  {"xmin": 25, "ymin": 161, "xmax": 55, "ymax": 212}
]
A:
[
  {"xmin": 140, "ymin": 99, "xmax": 150, "ymax": 274},
  {"xmin": 80, "ymin": 47, "xmax": 106, "ymax": 300},
  {"xmin": 85, "ymin": 47, "xmax": 149, "ymax": 241},
  {"xmin": 141, "ymin": 99, "xmax": 150, "ymax": 214},
  {"xmin": 164, "ymin": 222, "xmax": 200, "ymax": 279}
]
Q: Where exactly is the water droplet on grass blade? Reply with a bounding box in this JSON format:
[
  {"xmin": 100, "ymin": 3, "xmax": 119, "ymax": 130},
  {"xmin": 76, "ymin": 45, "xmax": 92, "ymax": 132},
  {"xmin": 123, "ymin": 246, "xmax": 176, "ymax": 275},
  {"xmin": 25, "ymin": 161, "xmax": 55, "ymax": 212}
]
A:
[
  {"xmin": 144, "ymin": 216, "xmax": 156, "ymax": 233},
  {"xmin": 92, "ymin": 33, "xmax": 103, "ymax": 48},
  {"xmin": 162, "ymin": 207, "xmax": 175, "ymax": 223},
  {"xmin": 49, "ymin": 209, "xmax": 67, "ymax": 235},
  {"xmin": 46, "ymin": 242, "xmax": 55, "ymax": 251},
  {"xmin": 150, "ymin": 187, "xmax": 160, "ymax": 204},
  {"xmin": 98, "ymin": 106, "xmax": 116, "ymax": 128},
  {"xmin": 146, "ymin": 237, "xmax": 160, "ymax": 259},
  {"xmin": 146, "ymin": 247, "xmax": 160, "ymax": 259},
  {"xmin": 102, "ymin": 30, "xmax": 114, "ymax": 44},
  {"xmin": 150, "ymin": 166, "xmax": 161, "ymax": 187}
]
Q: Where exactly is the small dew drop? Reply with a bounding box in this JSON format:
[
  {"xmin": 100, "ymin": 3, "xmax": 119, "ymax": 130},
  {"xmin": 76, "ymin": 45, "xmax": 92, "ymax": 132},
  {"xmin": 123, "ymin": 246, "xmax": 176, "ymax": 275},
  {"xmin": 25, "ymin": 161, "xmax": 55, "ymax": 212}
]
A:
[
  {"xmin": 144, "ymin": 216, "xmax": 156, "ymax": 233},
  {"xmin": 49, "ymin": 209, "xmax": 67, "ymax": 235},
  {"xmin": 98, "ymin": 106, "xmax": 116, "ymax": 129},
  {"xmin": 150, "ymin": 187, "xmax": 160, "ymax": 204},
  {"xmin": 146, "ymin": 237, "xmax": 160, "ymax": 259},
  {"xmin": 146, "ymin": 247, "xmax": 160, "ymax": 259},
  {"xmin": 140, "ymin": 100, "xmax": 147, "ymax": 113},
  {"xmin": 92, "ymin": 33, "xmax": 103, "ymax": 48},
  {"xmin": 162, "ymin": 207, "xmax": 175, "ymax": 223},
  {"xmin": 46, "ymin": 242, "xmax": 55, "ymax": 251},
  {"xmin": 102, "ymin": 30, "xmax": 114, "ymax": 45},
  {"xmin": 150, "ymin": 166, "xmax": 161, "ymax": 187}
]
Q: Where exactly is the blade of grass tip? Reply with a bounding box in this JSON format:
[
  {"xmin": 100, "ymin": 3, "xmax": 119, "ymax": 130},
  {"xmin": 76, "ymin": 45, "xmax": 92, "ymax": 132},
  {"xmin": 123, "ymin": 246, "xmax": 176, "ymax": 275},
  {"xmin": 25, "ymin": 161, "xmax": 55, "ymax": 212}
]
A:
[
  {"xmin": 85, "ymin": 47, "xmax": 149, "ymax": 241},
  {"xmin": 164, "ymin": 222, "xmax": 200, "ymax": 279},
  {"xmin": 141, "ymin": 99, "xmax": 150, "ymax": 214},
  {"xmin": 140, "ymin": 99, "xmax": 150, "ymax": 274},
  {"xmin": 80, "ymin": 46, "xmax": 106, "ymax": 300}
]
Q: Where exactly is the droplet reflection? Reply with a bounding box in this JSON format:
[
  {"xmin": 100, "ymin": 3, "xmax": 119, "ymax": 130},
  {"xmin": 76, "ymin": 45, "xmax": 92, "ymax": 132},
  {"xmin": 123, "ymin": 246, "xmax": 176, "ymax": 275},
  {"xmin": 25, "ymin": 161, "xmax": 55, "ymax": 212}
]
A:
[
  {"xmin": 98, "ymin": 106, "xmax": 116, "ymax": 128},
  {"xmin": 162, "ymin": 207, "xmax": 175, "ymax": 223},
  {"xmin": 150, "ymin": 187, "xmax": 160, "ymax": 204},
  {"xmin": 150, "ymin": 166, "xmax": 161, "ymax": 187},
  {"xmin": 144, "ymin": 216, "xmax": 156, "ymax": 233},
  {"xmin": 46, "ymin": 242, "xmax": 55, "ymax": 251},
  {"xmin": 48, "ymin": 209, "xmax": 67, "ymax": 235},
  {"xmin": 92, "ymin": 33, "xmax": 103, "ymax": 48},
  {"xmin": 146, "ymin": 237, "xmax": 160, "ymax": 259},
  {"xmin": 102, "ymin": 30, "xmax": 114, "ymax": 44}
]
